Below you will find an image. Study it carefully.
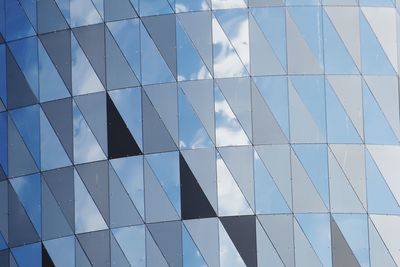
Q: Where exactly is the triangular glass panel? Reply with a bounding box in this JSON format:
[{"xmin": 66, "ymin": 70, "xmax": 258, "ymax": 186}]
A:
[
  {"xmin": 9, "ymin": 105, "xmax": 41, "ymax": 169},
  {"xmin": 293, "ymin": 144, "xmax": 329, "ymax": 208},
  {"xmin": 253, "ymin": 76, "xmax": 289, "ymax": 139},
  {"xmin": 107, "ymin": 19, "xmax": 141, "ymax": 82},
  {"xmin": 11, "ymin": 242, "xmax": 41, "ymax": 267},
  {"xmin": 179, "ymin": 88, "xmax": 213, "ymax": 149},
  {"xmin": 333, "ymin": 214, "xmax": 370, "ymax": 267},
  {"xmin": 251, "ymin": 7, "xmax": 287, "ymax": 71},
  {"xmin": 140, "ymin": 21, "xmax": 175, "ymax": 85},
  {"xmin": 182, "ymin": 225, "xmax": 207, "ymax": 267},
  {"xmin": 110, "ymin": 156, "xmax": 144, "ymax": 219},
  {"xmin": 44, "ymin": 236, "xmax": 75, "ymax": 267},
  {"xmin": 40, "ymin": 109, "xmax": 71, "ymax": 171},
  {"xmin": 38, "ymin": 39, "xmax": 70, "ymax": 102},
  {"xmin": 293, "ymin": 220, "xmax": 324, "ymax": 267},
  {"xmin": 37, "ymin": 0, "xmax": 68, "ymax": 34},
  {"xmin": 175, "ymin": 0, "xmax": 209, "ymax": 12},
  {"xmin": 326, "ymin": 80, "xmax": 362, "ymax": 143},
  {"xmin": 146, "ymin": 152, "xmax": 180, "ymax": 215},
  {"xmin": 323, "ymin": 10, "xmax": 358, "ymax": 74},
  {"xmin": 176, "ymin": 19, "xmax": 212, "ymax": 81},
  {"xmin": 69, "ymin": 0, "xmax": 102, "ymax": 27},
  {"xmin": 254, "ymin": 150, "xmax": 290, "ymax": 214},
  {"xmin": 296, "ymin": 214, "xmax": 332, "ymax": 267},
  {"xmin": 212, "ymin": 14, "xmax": 248, "ymax": 78},
  {"xmin": 10, "ymin": 174, "xmax": 41, "ymax": 236},
  {"xmin": 77, "ymin": 230, "xmax": 110, "ymax": 267},
  {"xmin": 108, "ymin": 87, "xmax": 142, "ymax": 151},
  {"xmin": 218, "ymin": 220, "xmax": 246, "ymax": 267},
  {"xmin": 366, "ymin": 150, "xmax": 400, "ymax": 215},
  {"xmin": 104, "ymin": 0, "xmax": 137, "ymax": 22},
  {"xmin": 214, "ymin": 84, "xmax": 250, "ymax": 147},
  {"xmin": 360, "ymin": 12, "xmax": 396, "ymax": 75},
  {"xmin": 8, "ymin": 37, "xmax": 39, "ymax": 99},
  {"xmin": 112, "ymin": 225, "xmax": 146, "ymax": 266},
  {"xmin": 5, "ymin": 0, "xmax": 35, "ymax": 41},
  {"xmin": 139, "ymin": 0, "xmax": 174, "ymax": 16},
  {"xmin": 72, "ymin": 100, "xmax": 106, "ymax": 164},
  {"xmin": 217, "ymin": 153, "xmax": 252, "ymax": 216},
  {"xmin": 74, "ymin": 170, "xmax": 108, "ymax": 234},
  {"xmin": 71, "ymin": 34, "xmax": 105, "ymax": 96},
  {"xmin": 363, "ymin": 81, "xmax": 398, "ymax": 144}
]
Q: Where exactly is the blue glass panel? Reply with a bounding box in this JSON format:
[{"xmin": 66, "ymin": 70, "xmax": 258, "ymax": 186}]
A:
[
  {"xmin": 110, "ymin": 155, "xmax": 144, "ymax": 218},
  {"xmin": 326, "ymin": 81, "xmax": 362, "ymax": 143},
  {"xmin": 296, "ymin": 214, "xmax": 332, "ymax": 267},
  {"xmin": 363, "ymin": 81, "xmax": 398, "ymax": 144},
  {"xmin": 10, "ymin": 174, "xmax": 41, "ymax": 236},
  {"xmin": 290, "ymin": 76, "xmax": 326, "ymax": 138},
  {"xmin": 139, "ymin": 0, "xmax": 173, "ymax": 16},
  {"xmin": 0, "ymin": 232, "xmax": 7, "ymax": 250},
  {"xmin": 253, "ymin": 76, "xmax": 289, "ymax": 139},
  {"xmin": 333, "ymin": 214, "xmax": 370, "ymax": 267},
  {"xmin": 11, "ymin": 242, "xmax": 41, "ymax": 267},
  {"xmin": 72, "ymin": 101, "xmax": 106, "ymax": 164},
  {"xmin": 0, "ymin": 44, "xmax": 6, "ymax": 106},
  {"xmin": 19, "ymin": 0, "xmax": 37, "ymax": 31},
  {"xmin": 175, "ymin": 0, "xmax": 209, "ymax": 12},
  {"xmin": 40, "ymin": 109, "xmax": 71, "ymax": 171},
  {"xmin": 69, "ymin": 0, "xmax": 102, "ymax": 27},
  {"xmin": 74, "ymin": 170, "xmax": 108, "ymax": 234},
  {"xmin": 360, "ymin": 13, "xmax": 396, "ymax": 75},
  {"xmin": 5, "ymin": 0, "xmax": 35, "ymax": 41},
  {"xmin": 140, "ymin": 22, "xmax": 174, "ymax": 85},
  {"xmin": 182, "ymin": 225, "xmax": 207, "ymax": 267},
  {"xmin": 10, "ymin": 105, "xmax": 41, "ymax": 167},
  {"xmin": 8, "ymin": 37, "xmax": 39, "ymax": 98},
  {"xmin": 178, "ymin": 88, "xmax": 213, "ymax": 149},
  {"xmin": 293, "ymin": 144, "xmax": 329, "ymax": 207},
  {"xmin": 44, "ymin": 236, "xmax": 75, "ymax": 267},
  {"xmin": 108, "ymin": 87, "xmax": 143, "ymax": 151},
  {"xmin": 251, "ymin": 7, "xmax": 287, "ymax": 71},
  {"xmin": 55, "ymin": 0, "xmax": 71, "ymax": 25},
  {"xmin": 38, "ymin": 40, "xmax": 70, "ymax": 102},
  {"xmin": 107, "ymin": 19, "xmax": 141, "ymax": 83},
  {"xmin": 359, "ymin": 0, "xmax": 394, "ymax": 6},
  {"xmin": 0, "ymin": 112, "xmax": 7, "ymax": 176},
  {"xmin": 112, "ymin": 225, "xmax": 145, "ymax": 266},
  {"xmin": 366, "ymin": 151, "xmax": 400, "ymax": 215},
  {"xmin": 288, "ymin": 6, "xmax": 323, "ymax": 68},
  {"xmin": 254, "ymin": 151, "xmax": 290, "ymax": 214},
  {"xmin": 323, "ymin": 11, "xmax": 358, "ymax": 74},
  {"xmin": 176, "ymin": 20, "xmax": 211, "ymax": 81},
  {"xmin": 214, "ymin": 84, "xmax": 250, "ymax": 147},
  {"xmin": 146, "ymin": 152, "xmax": 181, "ymax": 215}
]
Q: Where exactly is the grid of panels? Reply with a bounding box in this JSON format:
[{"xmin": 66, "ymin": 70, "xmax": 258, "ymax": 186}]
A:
[{"xmin": 1, "ymin": 0, "xmax": 400, "ymax": 266}]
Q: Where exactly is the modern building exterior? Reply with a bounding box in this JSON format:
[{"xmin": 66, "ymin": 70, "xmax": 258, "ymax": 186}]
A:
[{"xmin": 1, "ymin": 0, "xmax": 400, "ymax": 266}]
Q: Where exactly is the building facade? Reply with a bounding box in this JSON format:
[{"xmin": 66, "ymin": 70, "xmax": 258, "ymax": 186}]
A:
[{"xmin": 1, "ymin": 0, "xmax": 400, "ymax": 266}]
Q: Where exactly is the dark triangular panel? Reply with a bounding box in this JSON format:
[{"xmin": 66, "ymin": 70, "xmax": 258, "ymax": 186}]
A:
[
  {"xmin": 42, "ymin": 167, "xmax": 75, "ymax": 231},
  {"xmin": 6, "ymin": 46, "xmax": 37, "ymax": 109},
  {"xmin": 142, "ymin": 14, "xmax": 177, "ymax": 78},
  {"xmin": 180, "ymin": 154, "xmax": 216, "ymax": 220},
  {"xmin": 41, "ymin": 98, "xmax": 73, "ymax": 161},
  {"xmin": 39, "ymin": 30, "xmax": 72, "ymax": 92},
  {"xmin": 220, "ymin": 215, "xmax": 257, "ymax": 267},
  {"xmin": 331, "ymin": 216, "xmax": 361, "ymax": 267},
  {"xmin": 104, "ymin": 0, "xmax": 137, "ymax": 22},
  {"xmin": 72, "ymin": 24, "xmax": 106, "ymax": 87},
  {"xmin": 37, "ymin": 0, "xmax": 68, "ymax": 34},
  {"xmin": 105, "ymin": 27, "xmax": 139, "ymax": 90},
  {"xmin": 107, "ymin": 93, "xmax": 142, "ymax": 159},
  {"xmin": 8, "ymin": 183, "xmax": 40, "ymax": 247},
  {"xmin": 147, "ymin": 221, "xmax": 183, "ymax": 267},
  {"xmin": 77, "ymin": 230, "xmax": 110, "ymax": 267},
  {"xmin": 0, "ymin": 34, "xmax": 4, "ymax": 44},
  {"xmin": 75, "ymin": 161, "xmax": 110, "ymax": 226},
  {"xmin": 42, "ymin": 244, "xmax": 55, "ymax": 267}
]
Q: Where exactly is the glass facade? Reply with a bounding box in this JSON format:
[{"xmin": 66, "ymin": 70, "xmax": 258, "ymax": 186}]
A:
[{"xmin": 0, "ymin": 0, "xmax": 400, "ymax": 266}]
